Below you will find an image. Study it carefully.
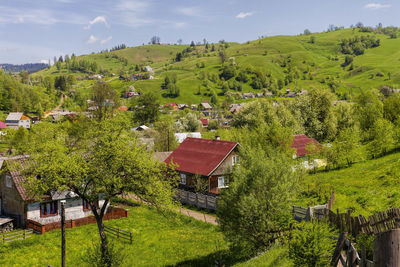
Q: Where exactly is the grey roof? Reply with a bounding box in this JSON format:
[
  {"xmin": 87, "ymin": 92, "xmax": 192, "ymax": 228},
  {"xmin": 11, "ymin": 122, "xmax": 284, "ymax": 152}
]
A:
[
  {"xmin": 6, "ymin": 112, "xmax": 23, "ymax": 121},
  {"xmin": 51, "ymin": 190, "xmax": 77, "ymax": 200},
  {"xmin": 201, "ymin": 102, "xmax": 212, "ymax": 109}
]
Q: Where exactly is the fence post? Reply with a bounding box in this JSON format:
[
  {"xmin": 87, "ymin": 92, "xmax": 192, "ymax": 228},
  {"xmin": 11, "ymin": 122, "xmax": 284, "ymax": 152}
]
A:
[
  {"xmin": 361, "ymin": 245, "xmax": 366, "ymax": 267},
  {"xmin": 24, "ymin": 229, "xmax": 26, "ymax": 240},
  {"xmin": 203, "ymin": 214, "xmax": 207, "ymax": 223},
  {"xmin": 130, "ymin": 233, "xmax": 132, "ymax": 244}
]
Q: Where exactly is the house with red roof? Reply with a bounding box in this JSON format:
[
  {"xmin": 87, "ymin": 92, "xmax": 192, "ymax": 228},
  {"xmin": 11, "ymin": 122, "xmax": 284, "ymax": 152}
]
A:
[
  {"xmin": 164, "ymin": 137, "xmax": 240, "ymax": 194},
  {"xmin": 199, "ymin": 118, "xmax": 208, "ymax": 128},
  {"xmin": 165, "ymin": 103, "xmax": 178, "ymax": 110},
  {"xmin": 291, "ymin": 134, "xmax": 320, "ymax": 157},
  {"xmin": 291, "ymin": 134, "xmax": 325, "ymax": 169}
]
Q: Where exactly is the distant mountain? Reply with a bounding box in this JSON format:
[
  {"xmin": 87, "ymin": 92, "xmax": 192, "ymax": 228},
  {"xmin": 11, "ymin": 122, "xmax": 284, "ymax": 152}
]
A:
[{"xmin": 0, "ymin": 63, "xmax": 49, "ymax": 73}]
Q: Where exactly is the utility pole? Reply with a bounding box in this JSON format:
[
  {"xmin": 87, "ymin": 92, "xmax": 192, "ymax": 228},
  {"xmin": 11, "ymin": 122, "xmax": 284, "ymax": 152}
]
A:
[{"xmin": 61, "ymin": 200, "xmax": 66, "ymax": 267}]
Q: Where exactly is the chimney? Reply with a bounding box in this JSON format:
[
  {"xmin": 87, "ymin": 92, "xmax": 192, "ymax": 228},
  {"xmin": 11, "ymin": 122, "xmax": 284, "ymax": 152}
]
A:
[{"xmin": 215, "ymin": 136, "xmax": 220, "ymax": 140}]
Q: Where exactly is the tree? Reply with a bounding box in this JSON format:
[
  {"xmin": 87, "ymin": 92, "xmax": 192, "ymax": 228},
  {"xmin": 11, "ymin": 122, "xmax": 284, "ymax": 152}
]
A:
[
  {"xmin": 217, "ymin": 147, "xmax": 300, "ymax": 257},
  {"xmin": 153, "ymin": 119, "xmax": 178, "ymax": 152},
  {"xmin": 150, "ymin": 36, "xmax": 160, "ymax": 44},
  {"xmin": 304, "ymin": 29, "xmax": 311, "ymax": 35},
  {"xmin": 91, "ymin": 82, "xmax": 119, "ymax": 121},
  {"xmin": 23, "ymin": 117, "xmax": 178, "ymax": 266},
  {"xmin": 367, "ymin": 118, "xmax": 395, "ymax": 158},
  {"xmin": 132, "ymin": 91, "xmax": 160, "ymax": 124},
  {"xmin": 289, "ymin": 222, "xmax": 336, "ymax": 267},
  {"xmin": 219, "ymin": 50, "xmax": 227, "ymax": 63},
  {"xmin": 177, "ymin": 39, "xmax": 183, "ymax": 45}
]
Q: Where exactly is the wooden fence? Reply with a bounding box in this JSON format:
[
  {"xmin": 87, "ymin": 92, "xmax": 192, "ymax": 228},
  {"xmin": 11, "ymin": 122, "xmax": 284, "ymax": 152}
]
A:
[
  {"xmin": 28, "ymin": 206, "xmax": 129, "ymax": 234},
  {"xmin": 104, "ymin": 224, "xmax": 132, "ymax": 244},
  {"xmin": 177, "ymin": 189, "xmax": 218, "ymax": 210},
  {"xmin": 0, "ymin": 229, "xmax": 33, "ymax": 243},
  {"xmin": 292, "ymin": 204, "xmax": 328, "ymax": 221}
]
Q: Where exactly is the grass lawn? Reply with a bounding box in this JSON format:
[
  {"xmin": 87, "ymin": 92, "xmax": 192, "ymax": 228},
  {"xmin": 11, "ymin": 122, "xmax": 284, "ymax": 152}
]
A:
[
  {"xmin": 234, "ymin": 244, "xmax": 291, "ymax": 267},
  {"xmin": 0, "ymin": 205, "xmax": 228, "ymax": 266},
  {"xmin": 298, "ymin": 151, "xmax": 400, "ymax": 216}
]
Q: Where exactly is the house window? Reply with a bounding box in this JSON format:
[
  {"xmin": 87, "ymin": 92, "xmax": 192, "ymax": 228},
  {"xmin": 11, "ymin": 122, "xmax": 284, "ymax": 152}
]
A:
[
  {"xmin": 83, "ymin": 199, "xmax": 99, "ymax": 211},
  {"xmin": 180, "ymin": 173, "xmax": 187, "ymax": 185},
  {"xmin": 5, "ymin": 175, "xmax": 12, "ymax": 188},
  {"xmin": 218, "ymin": 176, "xmax": 228, "ymax": 188},
  {"xmin": 40, "ymin": 201, "xmax": 58, "ymax": 217},
  {"xmin": 232, "ymin": 155, "xmax": 240, "ymax": 166}
]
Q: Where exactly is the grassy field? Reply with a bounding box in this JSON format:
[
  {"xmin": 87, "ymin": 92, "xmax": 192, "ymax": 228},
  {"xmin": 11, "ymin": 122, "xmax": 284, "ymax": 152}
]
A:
[
  {"xmin": 0, "ymin": 205, "xmax": 228, "ymax": 266},
  {"xmin": 33, "ymin": 28, "xmax": 400, "ymax": 105},
  {"xmin": 297, "ymin": 151, "xmax": 400, "ymax": 216}
]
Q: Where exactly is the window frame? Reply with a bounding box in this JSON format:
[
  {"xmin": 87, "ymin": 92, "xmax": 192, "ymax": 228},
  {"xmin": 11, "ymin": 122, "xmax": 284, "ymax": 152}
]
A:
[
  {"xmin": 83, "ymin": 199, "xmax": 99, "ymax": 211},
  {"xmin": 180, "ymin": 173, "xmax": 187, "ymax": 185},
  {"xmin": 40, "ymin": 201, "xmax": 58, "ymax": 218},
  {"xmin": 218, "ymin": 176, "xmax": 228, "ymax": 189},
  {"xmin": 232, "ymin": 155, "xmax": 240, "ymax": 166},
  {"xmin": 5, "ymin": 175, "xmax": 12, "ymax": 188}
]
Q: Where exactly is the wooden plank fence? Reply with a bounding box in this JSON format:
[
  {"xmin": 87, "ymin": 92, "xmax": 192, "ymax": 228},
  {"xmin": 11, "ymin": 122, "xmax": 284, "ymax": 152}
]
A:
[
  {"xmin": 177, "ymin": 189, "xmax": 217, "ymax": 210},
  {"xmin": 0, "ymin": 229, "xmax": 33, "ymax": 243},
  {"xmin": 104, "ymin": 224, "xmax": 132, "ymax": 244}
]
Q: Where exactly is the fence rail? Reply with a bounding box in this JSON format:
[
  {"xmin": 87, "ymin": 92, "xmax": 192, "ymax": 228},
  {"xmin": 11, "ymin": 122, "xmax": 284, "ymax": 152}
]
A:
[
  {"xmin": 104, "ymin": 224, "xmax": 132, "ymax": 244},
  {"xmin": 177, "ymin": 189, "xmax": 217, "ymax": 210},
  {"xmin": 0, "ymin": 229, "xmax": 33, "ymax": 243}
]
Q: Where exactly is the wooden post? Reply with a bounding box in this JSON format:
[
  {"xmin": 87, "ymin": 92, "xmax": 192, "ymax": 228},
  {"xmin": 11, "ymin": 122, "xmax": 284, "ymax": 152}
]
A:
[
  {"xmin": 203, "ymin": 214, "xmax": 207, "ymax": 223},
  {"xmin": 331, "ymin": 232, "xmax": 347, "ymax": 267},
  {"xmin": 361, "ymin": 245, "xmax": 366, "ymax": 267},
  {"xmin": 24, "ymin": 229, "xmax": 26, "ymax": 240},
  {"xmin": 61, "ymin": 201, "xmax": 66, "ymax": 267},
  {"xmin": 374, "ymin": 229, "xmax": 400, "ymax": 267}
]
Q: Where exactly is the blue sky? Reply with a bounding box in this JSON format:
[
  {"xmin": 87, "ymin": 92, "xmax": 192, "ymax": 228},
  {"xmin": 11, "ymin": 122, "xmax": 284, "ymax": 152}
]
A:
[{"xmin": 0, "ymin": 0, "xmax": 397, "ymax": 64}]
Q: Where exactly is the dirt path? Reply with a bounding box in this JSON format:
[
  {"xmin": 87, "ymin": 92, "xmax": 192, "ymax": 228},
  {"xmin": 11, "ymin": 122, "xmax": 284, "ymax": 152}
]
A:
[
  {"xmin": 123, "ymin": 193, "xmax": 218, "ymax": 225},
  {"xmin": 43, "ymin": 94, "xmax": 66, "ymax": 118}
]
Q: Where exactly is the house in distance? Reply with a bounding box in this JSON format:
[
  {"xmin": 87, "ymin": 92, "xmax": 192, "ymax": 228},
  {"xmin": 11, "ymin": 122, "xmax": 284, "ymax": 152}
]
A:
[{"xmin": 5, "ymin": 112, "xmax": 31, "ymax": 129}]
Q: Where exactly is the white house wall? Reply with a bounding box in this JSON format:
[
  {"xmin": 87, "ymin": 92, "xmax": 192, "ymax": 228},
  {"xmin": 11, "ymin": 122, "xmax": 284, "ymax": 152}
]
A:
[{"xmin": 27, "ymin": 198, "xmax": 107, "ymax": 224}]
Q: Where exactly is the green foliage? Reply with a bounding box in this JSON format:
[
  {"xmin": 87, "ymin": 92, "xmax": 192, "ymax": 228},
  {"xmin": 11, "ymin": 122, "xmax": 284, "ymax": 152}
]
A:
[
  {"xmin": 132, "ymin": 92, "xmax": 160, "ymax": 124},
  {"xmin": 289, "ymin": 222, "xmax": 336, "ymax": 267},
  {"xmin": 291, "ymin": 88, "xmax": 337, "ymax": 142},
  {"xmin": 217, "ymin": 146, "xmax": 300, "ymax": 257},
  {"xmin": 340, "ymin": 35, "xmax": 380, "ymax": 55},
  {"xmin": 153, "ymin": 118, "xmax": 179, "ymax": 152},
  {"xmin": 91, "ymin": 82, "xmax": 120, "ymax": 121},
  {"xmin": 83, "ymin": 240, "xmax": 125, "ymax": 267}
]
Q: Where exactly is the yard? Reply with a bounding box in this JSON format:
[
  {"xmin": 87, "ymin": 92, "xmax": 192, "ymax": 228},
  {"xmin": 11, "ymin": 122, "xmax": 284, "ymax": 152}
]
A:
[{"xmin": 0, "ymin": 205, "xmax": 228, "ymax": 266}]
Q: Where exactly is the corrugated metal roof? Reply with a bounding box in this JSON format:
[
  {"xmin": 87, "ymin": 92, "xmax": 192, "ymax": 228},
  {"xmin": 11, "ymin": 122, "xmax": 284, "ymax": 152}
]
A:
[
  {"xmin": 5, "ymin": 112, "xmax": 23, "ymax": 121},
  {"xmin": 164, "ymin": 137, "xmax": 238, "ymax": 176},
  {"xmin": 291, "ymin": 134, "xmax": 320, "ymax": 157}
]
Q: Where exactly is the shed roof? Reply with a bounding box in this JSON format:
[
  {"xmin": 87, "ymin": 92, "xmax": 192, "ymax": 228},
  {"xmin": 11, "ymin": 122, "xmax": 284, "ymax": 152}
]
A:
[
  {"xmin": 201, "ymin": 102, "xmax": 212, "ymax": 109},
  {"xmin": 291, "ymin": 134, "xmax": 320, "ymax": 157},
  {"xmin": 5, "ymin": 156, "xmax": 33, "ymax": 201},
  {"xmin": 6, "ymin": 112, "xmax": 23, "ymax": 121},
  {"xmin": 164, "ymin": 137, "xmax": 238, "ymax": 176}
]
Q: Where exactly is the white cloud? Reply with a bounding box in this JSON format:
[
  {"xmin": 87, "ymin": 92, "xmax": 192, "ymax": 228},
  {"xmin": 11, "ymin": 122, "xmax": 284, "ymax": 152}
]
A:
[
  {"xmin": 114, "ymin": 0, "xmax": 154, "ymax": 27},
  {"xmin": 84, "ymin": 16, "xmax": 109, "ymax": 30},
  {"xmin": 364, "ymin": 3, "xmax": 391, "ymax": 9},
  {"xmin": 236, "ymin": 12, "xmax": 253, "ymax": 19},
  {"xmin": 177, "ymin": 7, "xmax": 199, "ymax": 16},
  {"xmin": 100, "ymin": 36, "xmax": 113, "ymax": 44},
  {"xmin": 40, "ymin": 59, "xmax": 50, "ymax": 64},
  {"xmin": 86, "ymin": 35, "xmax": 99, "ymax": 44}
]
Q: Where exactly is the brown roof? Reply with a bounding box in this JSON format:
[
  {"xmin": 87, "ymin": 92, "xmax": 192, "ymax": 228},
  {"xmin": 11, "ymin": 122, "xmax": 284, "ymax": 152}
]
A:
[
  {"xmin": 5, "ymin": 156, "xmax": 32, "ymax": 201},
  {"xmin": 20, "ymin": 115, "xmax": 31, "ymax": 121}
]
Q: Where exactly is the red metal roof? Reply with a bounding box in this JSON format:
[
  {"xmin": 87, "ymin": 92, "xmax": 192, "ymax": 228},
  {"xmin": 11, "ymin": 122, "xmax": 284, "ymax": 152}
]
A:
[
  {"xmin": 164, "ymin": 137, "xmax": 238, "ymax": 176},
  {"xmin": 291, "ymin": 134, "xmax": 320, "ymax": 157},
  {"xmin": 0, "ymin": 121, "xmax": 6, "ymax": 129},
  {"xmin": 199, "ymin": 119, "xmax": 208, "ymax": 126}
]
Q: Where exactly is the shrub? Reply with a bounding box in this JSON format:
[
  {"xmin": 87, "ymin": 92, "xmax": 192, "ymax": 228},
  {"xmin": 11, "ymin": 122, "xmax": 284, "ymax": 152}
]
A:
[{"xmin": 289, "ymin": 222, "xmax": 336, "ymax": 267}]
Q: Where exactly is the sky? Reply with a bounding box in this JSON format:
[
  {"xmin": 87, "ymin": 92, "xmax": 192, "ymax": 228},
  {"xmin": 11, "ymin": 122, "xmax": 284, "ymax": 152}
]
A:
[{"xmin": 0, "ymin": 0, "xmax": 397, "ymax": 64}]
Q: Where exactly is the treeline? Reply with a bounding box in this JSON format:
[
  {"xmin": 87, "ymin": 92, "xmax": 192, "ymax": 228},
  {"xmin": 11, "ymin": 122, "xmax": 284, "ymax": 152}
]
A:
[
  {"xmin": 0, "ymin": 63, "xmax": 49, "ymax": 74},
  {"xmin": 0, "ymin": 70, "xmax": 58, "ymax": 115},
  {"xmin": 340, "ymin": 35, "xmax": 380, "ymax": 55},
  {"xmin": 54, "ymin": 54, "xmax": 99, "ymax": 73}
]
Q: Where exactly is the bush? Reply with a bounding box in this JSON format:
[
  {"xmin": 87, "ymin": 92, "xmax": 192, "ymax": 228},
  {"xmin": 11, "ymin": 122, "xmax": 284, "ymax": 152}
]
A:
[
  {"xmin": 82, "ymin": 240, "xmax": 125, "ymax": 267},
  {"xmin": 289, "ymin": 222, "xmax": 336, "ymax": 267}
]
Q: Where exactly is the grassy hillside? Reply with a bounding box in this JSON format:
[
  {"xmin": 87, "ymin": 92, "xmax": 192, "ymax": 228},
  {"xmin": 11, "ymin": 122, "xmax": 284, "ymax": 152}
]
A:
[
  {"xmin": 297, "ymin": 151, "xmax": 400, "ymax": 216},
  {"xmin": 34, "ymin": 28, "xmax": 400, "ymax": 104}
]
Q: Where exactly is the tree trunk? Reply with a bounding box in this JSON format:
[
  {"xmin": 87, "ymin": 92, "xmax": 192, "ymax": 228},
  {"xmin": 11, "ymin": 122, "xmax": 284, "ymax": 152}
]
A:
[{"xmin": 95, "ymin": 217, "xmax": 110, "ymax": 266}]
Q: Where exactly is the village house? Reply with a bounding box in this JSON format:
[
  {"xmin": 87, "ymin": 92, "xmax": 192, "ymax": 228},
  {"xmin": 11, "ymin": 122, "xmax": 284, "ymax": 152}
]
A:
[
  {"xmin": 0, "ymin": 156, "xmax": 108, "ymax": 228},
  {"xmin": 5, "ymin": 112, "xmax": 31, "ymax": 129},
  {"xmin": 200, "ymin": 102, "xmax": 212, "ymax": 116},
  {"xmin": 143, "ymin": 66, "xmax": 153, "ymax": 73},
  {"xmin": 199, "ymin": 118, "xmax": 208, "ymax": 128},
  {"xmin": 291, "ymin": 134, "xmax": 325, "ymax": 169},
  {"xmin": 229, "ymin": 103, "xmax": 246, "ymax": 114},
  {"xmin": 165, "ymin": 103, "xmax": 178, "ymax": 111},
  {"xmin": 165, "ymin": 137, "xmax": 240, "ymax": 195},
  {"xmin": 177, "ymin": 104, "xmax": 189, "ymax": 110},
  {"xmin": 125, "ymin": 91, "xmax": 141, "ymax": 98},
  {"xmin": 132, "ymin": 125, "xmax": 149, "ymax": 131},
  {"xmin": 242, "ymin": 93, "xmax": 255, "ymax": 99}
]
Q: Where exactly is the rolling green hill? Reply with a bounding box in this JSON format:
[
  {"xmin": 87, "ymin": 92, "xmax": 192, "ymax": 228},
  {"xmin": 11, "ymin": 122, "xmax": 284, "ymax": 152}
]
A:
[{"xmin": 34, "ymin": 28, "xmax": 400, "ymax": 104}]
